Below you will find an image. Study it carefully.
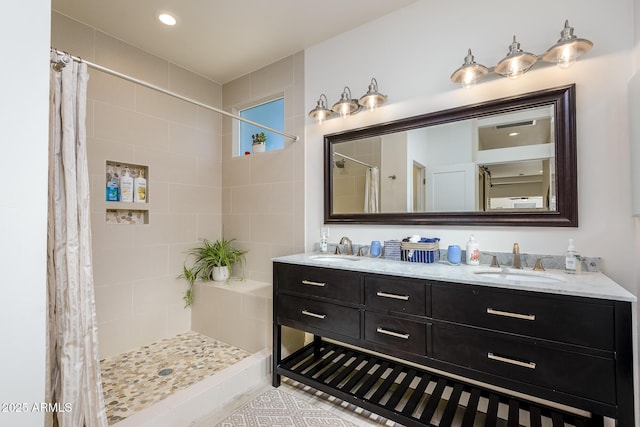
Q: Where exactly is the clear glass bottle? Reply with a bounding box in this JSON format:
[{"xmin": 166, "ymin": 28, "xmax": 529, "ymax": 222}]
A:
[
  {"xmin": 320, "ymin": 227, "xmax": 329, "ymax": 253},
  {"xmin": 565, "ymin": 239, "xmax": 580, "ymax": 274}
]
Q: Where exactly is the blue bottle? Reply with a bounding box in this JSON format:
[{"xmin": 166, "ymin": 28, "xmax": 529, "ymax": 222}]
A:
[{"xmin": 106, "ymin": 167, "xmax": 119, "ymax": 201}]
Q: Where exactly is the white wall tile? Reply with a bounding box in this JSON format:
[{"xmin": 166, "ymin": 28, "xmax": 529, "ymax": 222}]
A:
[
  {"xmin": 169, "ymin": 123, "xmax": 219, "ymax": 161},
  {"xmin": 94, "ymin": 282, "xmax": 133, "ymax": 324},
  {"xmin": 93, "ymin": 101, "xmax": 169, "ymax": 150},
  {"xmin": 169, "ymin": 64, "xmax": 222, "ymax": 107},
  {"xmin": 135, "ymin": 85, "xmax": 199, "ymax": 127},
  {"xmin": 51, "ymin": 12, "xmax": 95, "ymax": 61},
  {"xmin": 168, "ymin": 184, "xmax": 219, "ymax": 214},
  {"xmin": 88, "ymin": 70, "xmax": 136, "ymax": 109},
  {"xmin": 135, "ymin": 146, "xmax": 198, "ymax": 185},
  {"xmin": 95, "ymin": 31, "xmax": 169, "ymax": 89}
]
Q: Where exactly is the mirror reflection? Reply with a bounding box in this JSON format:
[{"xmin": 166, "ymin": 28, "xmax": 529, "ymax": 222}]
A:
[
  {"xmin": 324, "ymin": 85, "xmax": 577, "ymax": 226},
  {"xmin": 331, "ymin": 105, "xmax": 555, "ymax": 214}
]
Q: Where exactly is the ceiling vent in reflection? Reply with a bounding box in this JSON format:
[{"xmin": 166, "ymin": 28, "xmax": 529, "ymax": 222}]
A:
[{"xmin": 496, "ymin": 120, "xmax": 536, "ymax": 129}]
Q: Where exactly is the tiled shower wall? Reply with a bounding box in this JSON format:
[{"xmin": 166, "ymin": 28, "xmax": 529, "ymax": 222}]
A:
[
  {"xmin": 220, "ymin": 54, "xmax": 306, "ymax": 282},
  {"xmin": 51, "ymin": 12, "xmax": 223, "ymax": 358}
]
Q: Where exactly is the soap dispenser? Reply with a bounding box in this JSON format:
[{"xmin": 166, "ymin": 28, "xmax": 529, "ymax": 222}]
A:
[
  {"xmin": 565, "ymin": 239, "xmax": 581, "ymax": 274},
  {"xmin": 466, "ymin": 235, "xmax": 480, "ymax": 265}
]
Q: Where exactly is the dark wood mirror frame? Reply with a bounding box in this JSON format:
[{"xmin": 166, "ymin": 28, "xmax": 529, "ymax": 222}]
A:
[{"xmin": 324, "ymin": 84, "xmax": 577, "ymax": 227}]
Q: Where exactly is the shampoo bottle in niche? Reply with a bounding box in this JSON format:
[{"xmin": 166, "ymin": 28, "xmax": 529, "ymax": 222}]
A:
[
  {"xmin": 106, "ymin": 166, "xmax": 119, "ymax": 201},
  {"xmin": 565, "ymin": 239, "xmax": 581, "ymax": 274},
  {"xmin": 119, "ymin": 167, "xmax": 134, "ymax": 202},
  {"xmin": 133, "ymin": 169, "xmax": 147, "ymax": 203},
  {"xmin": 466, "ymin": 235, "xmax": 480, "ymax": 265}
]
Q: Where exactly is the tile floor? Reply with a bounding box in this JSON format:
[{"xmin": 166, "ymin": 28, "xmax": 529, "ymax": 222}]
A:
[
  {"xmin": 193, "ymin": 378, "xmax": 396, "ymax": 427},
  {"xmin": 100, "ymin": 331, "xmax": 250, "ymax": 425}
]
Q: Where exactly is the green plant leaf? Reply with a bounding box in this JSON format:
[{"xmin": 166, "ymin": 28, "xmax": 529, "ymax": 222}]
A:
[{"xmin": 179, "ymin": 238, "xmax": 248, "ymax": 306}]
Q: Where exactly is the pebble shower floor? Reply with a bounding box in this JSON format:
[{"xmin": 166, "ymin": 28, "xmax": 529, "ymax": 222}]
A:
[{"xmin": 100, "ymin": 331, "xmax": 251, "ymax": 425}]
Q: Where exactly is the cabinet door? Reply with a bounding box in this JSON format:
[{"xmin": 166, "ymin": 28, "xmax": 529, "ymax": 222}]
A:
[
  {"xmin": 365, "ymin": 276, "xmax": 429, "ymax": 316},
  {"xmin": 276, "ymin": 263, "xmax": 362, "ymax": 304},
  {"xmin": 432, "ymin": 323, "xmax": 616, "ymax": 405},
  {"xmin": 432, "ymin": 284, "xmax": 614, "ymax": 350}
]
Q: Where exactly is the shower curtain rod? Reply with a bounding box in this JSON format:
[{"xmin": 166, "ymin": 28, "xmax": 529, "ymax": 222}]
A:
[
  {"xmin": 50, "ymin": 48, "xmax": 299, "ymax": 142},
  {"xmin": 333, "ymin": 151, "xmax": 374, "ymax": 168}
]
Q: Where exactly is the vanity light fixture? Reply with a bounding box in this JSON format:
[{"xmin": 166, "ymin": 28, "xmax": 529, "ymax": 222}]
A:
[
  {"xmin": 308, "ymin": 94, "xmax": 334, "ymax": 123},
  {"xmin": 542, "ymin": 20, "xmax": 593, "ymax": 68},
  {"xmin": 358, "ymin": 78, "xmax": 387, "ymax": 110},
  {"xmin": 309, "ymin": 78, "xmax": 387, "ymax": 123},
  {"xmin": 451, "ymin": 20, "xmax": 592, "ymax": 87},
  {"xmin": 450, "ymin": 49, "xmax": 489, "ymax": 88},
  {"xmin": 494, "ymin": 35, "xmax": 537, "ymax": 79},
  {"xmin": 332, "ymin": 87, "xmax": 360, "ymax": 118}
]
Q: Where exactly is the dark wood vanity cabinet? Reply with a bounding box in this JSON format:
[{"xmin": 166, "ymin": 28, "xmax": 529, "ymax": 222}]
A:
[{"xmin": 273, "ymin": 261, "xmax": 635, "ymax": 426}]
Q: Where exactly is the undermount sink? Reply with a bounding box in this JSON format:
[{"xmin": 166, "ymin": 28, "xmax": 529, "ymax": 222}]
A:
[
  {"xmin": 473, "ymin": 268, "xmax": 565, "ymax": 283},
  {"xmin": 309, "ymin": 255, "xmax": 361, "ymax": 262}
]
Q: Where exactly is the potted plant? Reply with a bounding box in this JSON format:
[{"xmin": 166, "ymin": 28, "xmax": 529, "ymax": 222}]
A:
[
  {"xmin": 179, "ymin": 238, "xmax": 247, "ymax": 307},
  {"xmin": 252, "ymin": 132, "xmax": 266, "ymax": 153}
]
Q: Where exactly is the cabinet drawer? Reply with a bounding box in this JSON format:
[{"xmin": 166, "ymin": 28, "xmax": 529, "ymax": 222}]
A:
[
  {"xmin": 432, "ymin": 285, "xmax": 614, "ymax": 350},
  {"xmin": 277, "ymin": 294, "xmax": 360, "ymax": 340},
  {"xmin": 365, "ymin": 312, "xmax": 426, "ymax": 355},
  {"xmin": 365, "ymin": 276, "xmax": 429, "ymax": 316},
  {"xmin": 432, "ymin": 324, "xmax": 616, "ymax": 404},
  {"xmin": 276, "ymin": 263, "xmax": 362, "ymax": 304}
]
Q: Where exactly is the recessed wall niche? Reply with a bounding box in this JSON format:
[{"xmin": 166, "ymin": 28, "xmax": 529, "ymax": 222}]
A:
[{"xmin": 104, "ymin": 161, "xmax": 149, "ymax": 225}]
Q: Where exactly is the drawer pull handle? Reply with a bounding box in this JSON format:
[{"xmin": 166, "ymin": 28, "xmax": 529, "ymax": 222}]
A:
[
  {"xmin": 487, "ymin": 352, "xmax": 536, "ymax": 370},
  {"xmin": 302, "ymin": 310, "xmax": 326, "ymax": 320},
  {"xmin": 376, "ymin": 291, "xmax": 410, "ymax": 301},
  {"xmin": 487, "ymin": 308, "xmax": 535, "ymax": 321},
  {"xmin": 301, "ymin": 280, "xmax": 326, "ymax": 287},
  {"xmin": 376, "ymin": 327, "xmax": 410, "ymax": 340}
]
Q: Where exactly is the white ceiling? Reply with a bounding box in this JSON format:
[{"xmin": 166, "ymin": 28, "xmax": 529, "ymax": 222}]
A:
[{"xmin": 51, "ymin": 0, "xmax": 419, "ymax": 84}]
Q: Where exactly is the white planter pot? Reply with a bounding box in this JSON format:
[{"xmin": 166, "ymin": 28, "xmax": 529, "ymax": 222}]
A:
[
  {"xmin": 212, "ymin": 266, "xmax": 230, "ymax": 282},
  {"xmin": 252, "ymin": 142, "xmax": 265, "ymax": 153}
]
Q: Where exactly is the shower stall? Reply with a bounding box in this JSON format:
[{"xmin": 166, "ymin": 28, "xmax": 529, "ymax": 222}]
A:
[{"xmin": 49, "ymin": 15, "xmax": 286, "ymax": 424}]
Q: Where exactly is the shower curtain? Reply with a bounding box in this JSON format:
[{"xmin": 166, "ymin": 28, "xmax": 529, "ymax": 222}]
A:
[
  {"xmin": 364, "ymin": 166, "xmax": 380, "ymax": 213},
  {"xmin": 46, "ymin": 59, "xmax": 108, "ymax": 427}
]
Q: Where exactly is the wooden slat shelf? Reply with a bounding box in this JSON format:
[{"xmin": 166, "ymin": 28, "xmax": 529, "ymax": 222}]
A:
[{"xmin": 277, "ymin": 340, "xmax": 598, "ymax": 427}]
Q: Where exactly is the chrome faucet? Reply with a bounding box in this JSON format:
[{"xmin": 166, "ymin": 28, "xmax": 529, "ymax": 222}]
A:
[
  {"xmin": 338, "ymin": 236, "xmax": 353, "ymax": 255},
  {"xmin": 512, "ymin": 243, "xmax": 522, "ymax": 269}
]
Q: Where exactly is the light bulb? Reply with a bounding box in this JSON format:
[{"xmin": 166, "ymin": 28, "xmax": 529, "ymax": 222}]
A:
[
  {"xmin": 462, "ymin": 70, "xmax": 477, "ymax": 88},
  {"xmin": 558, "ymin": 45, "xmax": 576, "ymax": 68},
  {"xmin": 158, "ymin": 13, "xmax": 177, "ymax": 26}
]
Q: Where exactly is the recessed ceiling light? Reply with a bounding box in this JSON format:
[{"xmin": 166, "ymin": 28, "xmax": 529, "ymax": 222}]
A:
[
  {"xmin": 158, "ymin": 13, "xmax": 177, "ymax": 26},
  {"xmin": 509, "ymin": 132, "xmax": 520, "ymax": 137}
]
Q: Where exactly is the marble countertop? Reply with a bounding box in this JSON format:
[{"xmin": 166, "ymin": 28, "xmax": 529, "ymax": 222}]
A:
[{"xmin": 274, "ymin": 253, "xmax": 636, "ymax": 302}]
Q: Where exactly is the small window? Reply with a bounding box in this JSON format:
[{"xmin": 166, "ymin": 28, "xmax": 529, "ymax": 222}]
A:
[{"xmin": 238, "ymin": 97, "xmax": 285, "ymax": 155}]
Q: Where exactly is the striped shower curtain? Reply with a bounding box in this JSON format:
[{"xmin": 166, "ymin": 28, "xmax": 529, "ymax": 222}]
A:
[
  {"xmin": 364, "ymin": 166, "xmax": 380, "ymax": 213},
  {"xmin": 46, "ymin": 58, "xmax": 107, "ymax": 427}
]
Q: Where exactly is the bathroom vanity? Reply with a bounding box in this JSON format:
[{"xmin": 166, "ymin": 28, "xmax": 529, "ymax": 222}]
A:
[{"xmin": 272, "ymin": 254, "xmax": 636, "ymax": 426}]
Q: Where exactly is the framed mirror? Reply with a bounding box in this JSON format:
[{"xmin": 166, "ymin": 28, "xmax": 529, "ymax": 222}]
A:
[{"xmin": 324, "ymin": 84, "xmax": 577, "ymax": 226}]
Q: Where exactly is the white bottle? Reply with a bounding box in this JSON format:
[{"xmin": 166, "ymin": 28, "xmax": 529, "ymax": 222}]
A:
[
  {"xmin": 133, "ymin": 169, "xmax": 147, "ymax": 203},
  {"xmin": 119, "ymin": 167, "xmax": 134, "ymax": 202},
  {"xmin": 565, "ymin": 239, "xmax": 580, "ymax": 274},
  {"xmin": 466, "ymin": 235, "xmax": 480, "ymax": 265},
  {"xmin": 320, "ymin": 227, "xmax": 329, "ymax": 253}
]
